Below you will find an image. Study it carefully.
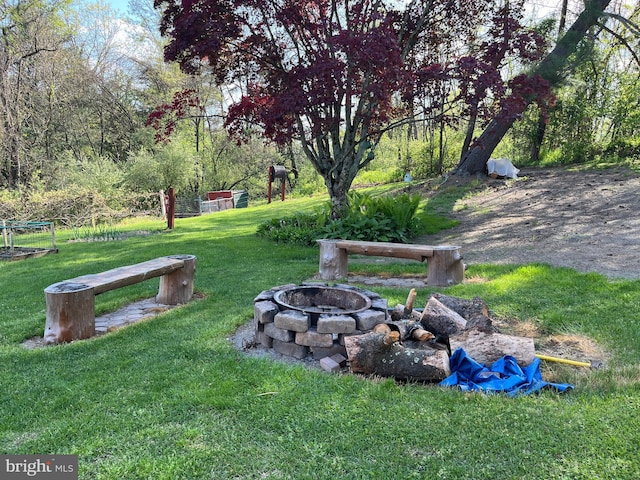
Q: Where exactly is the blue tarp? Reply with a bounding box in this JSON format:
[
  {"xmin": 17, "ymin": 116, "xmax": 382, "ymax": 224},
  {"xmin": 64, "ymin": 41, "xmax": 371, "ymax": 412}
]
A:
[{"xmin": 440, "ymin": 348, "xmax": 574, "ymax": 396}]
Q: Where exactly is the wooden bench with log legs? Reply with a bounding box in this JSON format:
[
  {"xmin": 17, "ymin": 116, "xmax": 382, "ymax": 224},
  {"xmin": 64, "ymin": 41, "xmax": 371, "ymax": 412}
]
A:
[
  {"xmin": 44, "ymin": 254, "xmax": 197, "ymax": 345},
  {"xmin": 317, "ymin": 239, "xmax": 464, "ymax": 286}
]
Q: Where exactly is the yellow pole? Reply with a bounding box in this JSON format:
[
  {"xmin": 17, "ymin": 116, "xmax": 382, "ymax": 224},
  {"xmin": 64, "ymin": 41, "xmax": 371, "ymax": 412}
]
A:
[{"xmin": 535, "ymin": 353, "xmax": 591, "ymax": 368}]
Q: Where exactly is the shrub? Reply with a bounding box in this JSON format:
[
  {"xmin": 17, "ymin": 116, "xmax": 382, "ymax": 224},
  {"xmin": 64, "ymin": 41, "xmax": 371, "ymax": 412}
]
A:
[
  {"xmin": 604, "ymin": 138, "xmax": 640, "ymax": 159},
  {"xmin": 256, "ymin": 191, "xmax": 425, "ymax": 245},
  {"xmin": 0, "ymin": 187, "xmax": 163, "ymax": 227},
  {"xmin": 256, "ymin": 212, "xmax": 323, "ymax": 246}
]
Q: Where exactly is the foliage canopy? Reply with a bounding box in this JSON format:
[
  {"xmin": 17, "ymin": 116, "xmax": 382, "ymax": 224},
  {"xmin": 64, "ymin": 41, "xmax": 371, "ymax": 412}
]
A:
[{"xmin": 154, "ymin": 0, "xmax": 550, "ymax": 217}]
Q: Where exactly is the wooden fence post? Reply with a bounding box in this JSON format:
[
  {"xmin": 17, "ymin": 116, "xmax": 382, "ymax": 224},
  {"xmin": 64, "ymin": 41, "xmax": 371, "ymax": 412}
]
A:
[{"xmin": 167, "ymin": 188, "xmax": 175, "ymax": 230}]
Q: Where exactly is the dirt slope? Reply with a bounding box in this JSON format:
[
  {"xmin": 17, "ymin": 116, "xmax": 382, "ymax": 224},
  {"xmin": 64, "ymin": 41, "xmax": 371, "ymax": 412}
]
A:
[{"xmin": 418, "ymin": 166, "xmax": 640, "ymax": 280}]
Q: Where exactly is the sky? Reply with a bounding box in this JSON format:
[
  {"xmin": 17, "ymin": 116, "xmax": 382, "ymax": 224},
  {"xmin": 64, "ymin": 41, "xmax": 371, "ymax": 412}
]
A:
[
  {"xmin": 107, "ymin": 0, "xmax": 129, "ymax": 13},
  {"xmin": 101, "ymin": 0, "xmax": 562, "ymax": 20}
]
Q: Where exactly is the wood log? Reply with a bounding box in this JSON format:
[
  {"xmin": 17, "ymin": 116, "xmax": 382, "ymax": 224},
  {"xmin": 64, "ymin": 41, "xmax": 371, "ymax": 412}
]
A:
[
  {"xmin": 408, "ymin": 309, "xmax": 423, "ymax": 322},
  {"xmin": 374, "ymin": 320, "xmax": 435, "ymax": 342},
  {"xmin": 390, "ymin": 304, "xmax": 405, "ymax": 321},
  {"xmin": 317, "ymin": 240, "xmax": 348, "ymax": 280},
  {"xmin": 449, "ymin": 330, "xmax": 535, "ymax": 366},
  {"xmin": 157, "ymin": 254, "xmax": 197, "ymax": 305},
  {"xmin": 44, "ymin": 282, "xmax": 95, "ymax": 344},
  {"xmin": 420, "ymin": 296, "xmax": 467, "ymax": 336},
  {"xmin": 384, "ymin": 331, "xmax": 401, "ymax": 345},
  {"xmin": 429, "ymin": 293, "xmax": 494, "ymax": 332},
  {"xmin": 430, "ymin": 293, "xmax": 489, "ymax": 319},
  {"xmin": 404, "ymin": 288, "xmax": 417, "ymax": 315},
  {"xmin": 373, "ymin": 323, "xmax": 391, "ymax": 334},
  {"xmin": 385, "ymin": 319, "xmax": 429, "ymax": 341},
  {"xmin": 427, "ymin": 247, "xmax": 464, "ymax": 286},
  {"xmin": 344, "ymin": 332, "xmax": 450, "ymax": 381},
  {"xmin": 412, "ymin": 328, "xmax": 435, "ymax": 342}
]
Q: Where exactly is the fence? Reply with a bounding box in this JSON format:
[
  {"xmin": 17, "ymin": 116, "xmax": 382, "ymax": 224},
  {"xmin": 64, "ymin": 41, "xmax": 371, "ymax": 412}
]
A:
[
  {"xmin": 0, "ymin": 221, "xmax": 57, "ymax": 261},
  {"xmin": 174, "ymin": 191, "xmax": 249, "ymax": 218}
]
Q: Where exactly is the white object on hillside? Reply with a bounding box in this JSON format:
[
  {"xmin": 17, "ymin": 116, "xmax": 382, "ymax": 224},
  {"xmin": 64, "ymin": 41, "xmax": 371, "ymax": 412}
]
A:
[{"xmin": 486, "ymin": 158, "xmax": 519, "ymax": 179}]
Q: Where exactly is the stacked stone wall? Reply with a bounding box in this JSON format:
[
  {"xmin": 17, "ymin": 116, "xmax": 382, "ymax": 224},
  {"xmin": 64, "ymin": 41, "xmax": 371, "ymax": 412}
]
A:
[{"xmin": 254, "ymin": 283, "xmax": 388, "ymax": 360}]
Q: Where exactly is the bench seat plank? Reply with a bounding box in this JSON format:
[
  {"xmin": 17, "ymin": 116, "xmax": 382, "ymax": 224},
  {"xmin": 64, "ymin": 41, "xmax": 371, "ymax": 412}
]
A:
[
  {"xmin": 68, "ymin": 257, "xmax": 185, "ymax": 295},
  {"xmin": 334, "ymin": 240, "xmax": 435, "ymax": 262}
]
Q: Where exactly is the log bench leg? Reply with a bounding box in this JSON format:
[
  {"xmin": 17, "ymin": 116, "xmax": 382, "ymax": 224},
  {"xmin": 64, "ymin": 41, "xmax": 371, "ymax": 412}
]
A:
[
  {"xmin": 317, "ymin": 240, "xmax": 348, "ymax": 281},
  {"xmin": 427, "ymin": 247, "xmax": 465, "ymax": 286},
  {"xmin": 44, "ymin": 282, "xmax": 95, "ymax": 344},
  {"xmin": 157, "ymin": 254, "xmax": 197, "ymax": 304}
]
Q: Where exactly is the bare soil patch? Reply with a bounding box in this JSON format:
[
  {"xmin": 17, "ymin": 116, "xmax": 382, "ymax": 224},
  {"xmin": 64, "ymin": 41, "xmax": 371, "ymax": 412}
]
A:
[{"xmin": 419, "ymin": 166, "xmax": 640, "ymax": 280}]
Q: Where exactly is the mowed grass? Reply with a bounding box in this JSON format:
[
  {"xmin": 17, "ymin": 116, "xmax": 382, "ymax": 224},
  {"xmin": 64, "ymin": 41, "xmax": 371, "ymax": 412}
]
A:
[{"xmin": 1, "ymin": 191, "xmax": 639, "ymax": 479}]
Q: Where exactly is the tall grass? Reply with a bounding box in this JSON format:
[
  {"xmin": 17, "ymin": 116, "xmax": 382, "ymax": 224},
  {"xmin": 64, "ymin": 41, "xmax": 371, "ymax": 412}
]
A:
[{"xmin": 0, "ymin": 189, "xmax": 639, "ymax": 479}]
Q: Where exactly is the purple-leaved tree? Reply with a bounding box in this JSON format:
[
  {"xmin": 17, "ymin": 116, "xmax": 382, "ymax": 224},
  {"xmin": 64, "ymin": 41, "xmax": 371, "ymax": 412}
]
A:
[{"xmin": 152, "ymin": 0, "xmax": 549, "ymax": 218}]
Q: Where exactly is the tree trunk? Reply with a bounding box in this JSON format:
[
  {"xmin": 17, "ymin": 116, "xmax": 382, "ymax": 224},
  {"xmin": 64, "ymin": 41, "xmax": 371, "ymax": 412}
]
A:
[
  {"xmin": 327, "ymin": 178, "xmax": 351, "ymax": 220},
  {"xmin": 322, "ymin": 146, "xmax": 365, "ymax": 220},
  {"xmin": 460, "ymin": 111, "xmax": 477, "ymax": 160},
  {"xmin": 344, "ymin": 331, "xmax": 450, "ymax": 382},
  {"xmin": 531, "ymin": 0, "xmax": 569, "ymax": 163},
  {"xmin": 530, "ymin": 113, "xmax": 547, "ymax": 162},
  {"xmin": 0, "ymin": 70, "xmax": 22, "ymax": 187},
  {"xmin": 454, "ymin": 0, "xmax": 612, "ymax": 176},
  {"xmin": 306, "ymin": 131, "xmax": 363, "ymax": 220}
]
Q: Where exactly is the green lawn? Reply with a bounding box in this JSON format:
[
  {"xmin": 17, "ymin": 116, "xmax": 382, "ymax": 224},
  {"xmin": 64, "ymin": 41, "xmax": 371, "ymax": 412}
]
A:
[{"xmin": 1, "ymin": 194, "xmax": 639, "ymax": 479}]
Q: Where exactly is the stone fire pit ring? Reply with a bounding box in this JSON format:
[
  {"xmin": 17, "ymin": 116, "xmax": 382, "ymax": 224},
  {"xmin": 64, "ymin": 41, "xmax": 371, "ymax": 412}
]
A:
[
  {"xmin": 253, "ymin": 283, "xmax": 389, "ymax": 360},
  {"xmin": 273, "ymin": 285, "xmax": 371, "ymax": 317}
]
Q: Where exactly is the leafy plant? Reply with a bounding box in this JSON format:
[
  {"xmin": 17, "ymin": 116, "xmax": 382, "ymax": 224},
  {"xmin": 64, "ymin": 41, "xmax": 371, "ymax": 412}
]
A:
[
  {"xmin": 255, "ymin": 212, "xmax": 322, "ymax": 246},
  {"xmin": 322, "ymin": 213, "xmax": 398, "ymax": 242},
  {"xmin": 257, "ymin": 191, "xmax": 428, "ymax": 245}
]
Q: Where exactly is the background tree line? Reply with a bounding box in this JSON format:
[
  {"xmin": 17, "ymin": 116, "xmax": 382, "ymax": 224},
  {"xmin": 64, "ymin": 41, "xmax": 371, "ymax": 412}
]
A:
[{"xmin": 0, "ymin": 0, "xmax": 638, "ymax": 226}]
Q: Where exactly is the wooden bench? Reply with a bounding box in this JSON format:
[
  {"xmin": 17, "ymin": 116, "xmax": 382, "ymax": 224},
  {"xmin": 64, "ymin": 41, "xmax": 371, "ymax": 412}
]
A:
[
  {"xmin": 44, "ymin": 254, "xmax": 197, "ymax": 345},
  {"xmin": 317, "ymin": 240, "xmax": 464, "ymax": 286}
]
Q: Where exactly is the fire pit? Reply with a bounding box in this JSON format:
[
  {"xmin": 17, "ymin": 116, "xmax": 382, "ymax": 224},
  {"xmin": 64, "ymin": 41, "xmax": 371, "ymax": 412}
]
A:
[
  {"xmin": 254, "ymin": 283, "xmax": 388, "ymax": 360},
  {"xmin": 248, "ymin": 284, "xmax": 596, "ymax": 390},
  {"xmin": 273, "ymin": 285, "xmax": 371, "ymax": 322}
]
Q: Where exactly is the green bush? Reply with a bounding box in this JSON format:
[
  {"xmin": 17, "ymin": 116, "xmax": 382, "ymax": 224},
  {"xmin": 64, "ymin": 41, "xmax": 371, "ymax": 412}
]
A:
[
  {"xmin": 124, "ymin": 144, "xmax": 199, "ymax": 195},
  {"xmin": 256, "ymin": 191, "xmax": 425, "ymax": 245},
  {"xmin": 604, "ymin": 138, "xmax": 640, "ymax": 159},
  {"xmin": 0, "ymin": 189, "xmax": 20, "ymax": 219},
  {"xmin": 255, "ymin": 212, "xmax": 322, "ymax": 246}
]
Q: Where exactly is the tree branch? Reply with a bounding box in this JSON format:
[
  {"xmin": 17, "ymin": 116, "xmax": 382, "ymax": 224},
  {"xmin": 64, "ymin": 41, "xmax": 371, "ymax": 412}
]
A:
[
  {"xmin": 597, "ymin": 21, "xmax": 640, "ymax": 68},
  {"xmin": 602, "ymin": 12, "xmax": 640, "ymax": 37}
]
